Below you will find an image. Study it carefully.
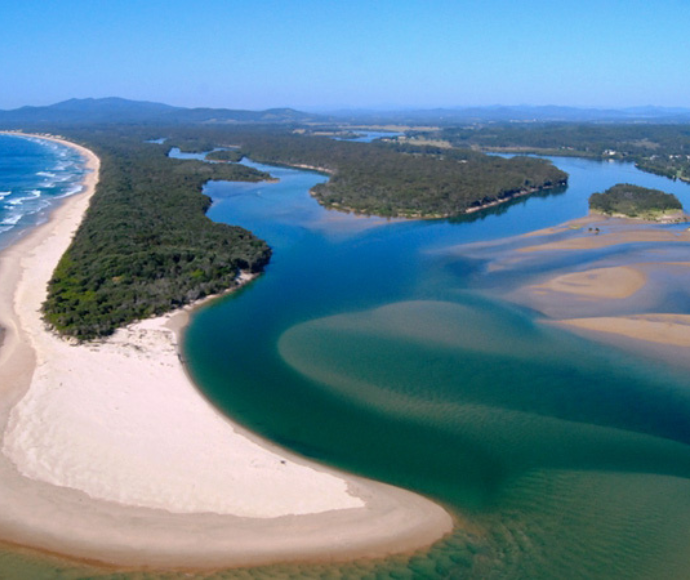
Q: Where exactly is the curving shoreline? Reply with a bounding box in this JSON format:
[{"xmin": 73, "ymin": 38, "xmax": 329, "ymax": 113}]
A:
[{"xmin": 0, "ymin": 133, "xmax": 452, "ymax": 569}]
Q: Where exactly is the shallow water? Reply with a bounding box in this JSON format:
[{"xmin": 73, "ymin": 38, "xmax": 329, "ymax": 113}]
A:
[
  {"xmin": 4, "ymin": 153, "xmax": 690, "ymax": 577},
  {"xmin": 182, "ymin": 157, "xmax": 690, "ymax": 578}
]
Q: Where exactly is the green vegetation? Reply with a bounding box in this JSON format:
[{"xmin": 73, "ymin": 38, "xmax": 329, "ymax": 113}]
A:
[
  {"xmin": 37, "ymin": 124, "xmax": 566, "ymax": 338},
  {"xmin": 205, "ymin": 148, "xmax": 244, "ymax": 162},
  {"xmin": 19, "ymin": 119, "xmax": 690, "ymax": 342},
  {"xmin": 415, "ymin": 123, "xmax": 690, "ymax": 183},
  {"xmin": 42, "ymin": 129, "xmax": 272, "ymax": 340},
  {"xmin": 233, "ymin": 134, "xmax": 568, "ymax": 218},
  {"xmin": 589, "ymin": 183, "xmax": 683, "ymax": 219}
]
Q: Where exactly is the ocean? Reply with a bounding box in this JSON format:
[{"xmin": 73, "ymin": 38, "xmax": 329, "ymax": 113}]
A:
[{"xmin": 0, "ymin": 133, "xmax": 88, "ymax": 252}]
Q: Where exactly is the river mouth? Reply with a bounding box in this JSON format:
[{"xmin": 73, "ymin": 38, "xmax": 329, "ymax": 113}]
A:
[{"xmin": 182, "ymin": 156, "xmax": 690, "ymax": 578}]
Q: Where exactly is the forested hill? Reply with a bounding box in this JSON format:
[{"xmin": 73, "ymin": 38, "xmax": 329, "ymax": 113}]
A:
[
  {"xmin": 42, "ymin": 129, "xmax": 272, "ymax": 340},
  {"xmin": 232, "ymin": 134, "xmax": 568, "ymax": 218},
  {"xmin": 0, "ymin": 97, "xmax": 321, "ymax": 126},
  {"xmin": 589, "ymin": 183, "xmax": 683, "ymax": 220}
]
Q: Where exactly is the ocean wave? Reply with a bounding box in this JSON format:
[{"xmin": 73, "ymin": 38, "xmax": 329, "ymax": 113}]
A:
[
  {"xmin": 6, "ymin": 190, "xmax": 42, "ymax": 205},
  {"xmin": 0, "ymin": 136, "xmax": 88, "ymax": 244},
  {"xmin": 55, "ymin": 184, "xmax": 84, "ymax": 198},
  {"xmin": 1, "ymin": 213, "xmax": 23, "ymax": 226}
]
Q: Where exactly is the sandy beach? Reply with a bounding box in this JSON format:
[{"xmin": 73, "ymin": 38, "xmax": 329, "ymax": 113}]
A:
[{"xmin": 0, "ymin": 134, "xmax": 452, "ymax": 569}]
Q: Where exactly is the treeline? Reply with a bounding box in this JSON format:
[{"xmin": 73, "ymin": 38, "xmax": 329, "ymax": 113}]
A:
[
  {"xmin": 229, "ymin": 133, "xmax": 568, "ymax": 218},
  {"xmin": 205, "ymin": 149, "xmax": 244, "ymax": 162},
  {"xmin": 42, "ymin": 128, "xmax": 272, "ymax": 340},
  {"xmin": 589, "ymin": 183, "xmax": 682, "ymax": 218},
  {"xmin": 420, "ymin": 123, "xmax": 690, "ymax": 182}
]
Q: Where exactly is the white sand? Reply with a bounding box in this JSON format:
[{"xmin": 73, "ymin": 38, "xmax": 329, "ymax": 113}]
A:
[
  {"xmin": 3, "ymin": 312, "xmax": 367, "ymax": 517},
  {"xmin": 0, "ymin": 133, "xmax": 452, "ymax": 568}
]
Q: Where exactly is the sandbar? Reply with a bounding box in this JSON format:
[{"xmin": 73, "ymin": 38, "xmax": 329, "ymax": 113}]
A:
[
  {"xmin": 521, "ymin": 226, "xmax": 690, "ymax": 252},
  {"xmin": 0, "ymin": 133, "xmax": 452, "ymax": 569},
  {"xmin": 529, "ymin": 266, "xmax": 647, "ymax": 299},
  {"xmin": 553, "ymin": 314, "xmax": 690, "ymax": 348},
  {"xmin": 508, "ymin": 215, "xmax": 690, "ymax": 361}
]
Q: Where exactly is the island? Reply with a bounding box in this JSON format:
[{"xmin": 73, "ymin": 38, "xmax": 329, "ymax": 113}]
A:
[{"xmin": 589, "ymin": 183, "xmax": 685, "ymax": 221}]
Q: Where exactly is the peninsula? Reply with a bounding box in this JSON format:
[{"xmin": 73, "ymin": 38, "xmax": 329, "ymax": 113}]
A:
[{"xmin": 0, "ymin": 133, "xmax": 453, "ymax": 568}]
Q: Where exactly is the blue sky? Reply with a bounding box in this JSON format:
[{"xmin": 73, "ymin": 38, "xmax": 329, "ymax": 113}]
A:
[{"xmin": 2, "ymin": 0, "xmax": 688, "ymax": 111}]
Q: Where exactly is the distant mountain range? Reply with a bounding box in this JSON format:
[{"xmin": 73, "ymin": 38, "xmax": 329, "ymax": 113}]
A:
[
  {"xmin": 326, "ymin": 105, "xmax": 690, "ymax": 125},
  {"xmin": 1, "ymin": 97, "xmax": 690, "ymax": 127},
  {"xmin": 0, "ymin": 97, "xmax": 321, "ymax": 126}
]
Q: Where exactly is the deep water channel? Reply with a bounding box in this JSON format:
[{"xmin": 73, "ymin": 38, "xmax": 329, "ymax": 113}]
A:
[{"xmin": 182, "ymin": 155, "xmax": 690, "ymax": 578}]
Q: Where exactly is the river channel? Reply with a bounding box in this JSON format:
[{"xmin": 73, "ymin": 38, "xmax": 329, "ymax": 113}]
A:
[{"xmin": 179, "ymin": 154, "xmax": 690, "ymax": 578}]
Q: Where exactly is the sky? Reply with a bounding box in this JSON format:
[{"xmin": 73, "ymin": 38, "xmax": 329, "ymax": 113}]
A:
[{"xmin": 2, "ymin": 0, "xmax": 689, "ymax": 111}]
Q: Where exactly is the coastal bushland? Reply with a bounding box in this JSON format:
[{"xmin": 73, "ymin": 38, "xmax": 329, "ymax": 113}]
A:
[
  {"xmin": 240, "ymin": 136, "xmax": 567, "ymax": 217},
  {"xmin": 163, "ymin": 129, "xmax": 567, "ymax": 218},
  {"xmin": 422, "ymin": 123, "xmax": 690, "ymax": 182},
  {"xmin": 42, "ymin": 129, "xmax": 272, "ymax": 340},
  {"xmin": 41, "ymin": 124, "xmax": 567, "ymax": 338},
  {"xmin": 589, "ymin": 183, "xmax": 682, "ymax": 218}
]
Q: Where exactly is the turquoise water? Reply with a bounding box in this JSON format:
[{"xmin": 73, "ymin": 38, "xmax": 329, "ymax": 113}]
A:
[
  {"xmin": 182, "ymin": 157, "xmax": 690, "ymax": 578},
  {"xmin": 4, "ymin": 149, "xmax": 690, "ymax": 577}
]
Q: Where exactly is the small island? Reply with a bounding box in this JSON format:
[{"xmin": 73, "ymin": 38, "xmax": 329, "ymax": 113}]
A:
[{"xmin": 589, "ymin": 183, "xmax": 685, "ymax": 222}]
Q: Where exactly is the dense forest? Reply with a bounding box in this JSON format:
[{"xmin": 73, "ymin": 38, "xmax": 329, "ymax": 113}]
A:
[
  {"xmin": 11, "ymin": 118, "xmax": 690, "ymax": 340},
  {"xmin": 205, "ymin": 148, "xmax": 245, "ymax": 162},
  {"xmin": 163, "ymin": 130, "xmax": 568, "ymax": 218},
  {"xmin": 42, "ymin": 128, "xmax": 272, "ymax": 340},
  {"xmin": 31, "ymin": 124, "xmax": 567, "ymax": 338},
  {"xmin": 589, "ymin": 183, "xmax": 683, "ymax": 219},
  {"xmin": 412, "ymin": 124, "xmax": 690, "ymax": 182}
]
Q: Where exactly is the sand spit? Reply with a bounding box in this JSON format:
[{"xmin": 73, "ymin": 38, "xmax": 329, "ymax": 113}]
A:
[{"xmin": 0, "ymin": 133, "xmax": 452, "ymax": 569}]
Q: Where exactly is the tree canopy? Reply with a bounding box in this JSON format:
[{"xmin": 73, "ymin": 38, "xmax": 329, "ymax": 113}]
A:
[
  {"xmin": 42, "ymin": 129, "xmax": 272, "ymax": 340},
  {"xmin": 589, "ymin": 183, "xmax": 682, "ymax": 219}
]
